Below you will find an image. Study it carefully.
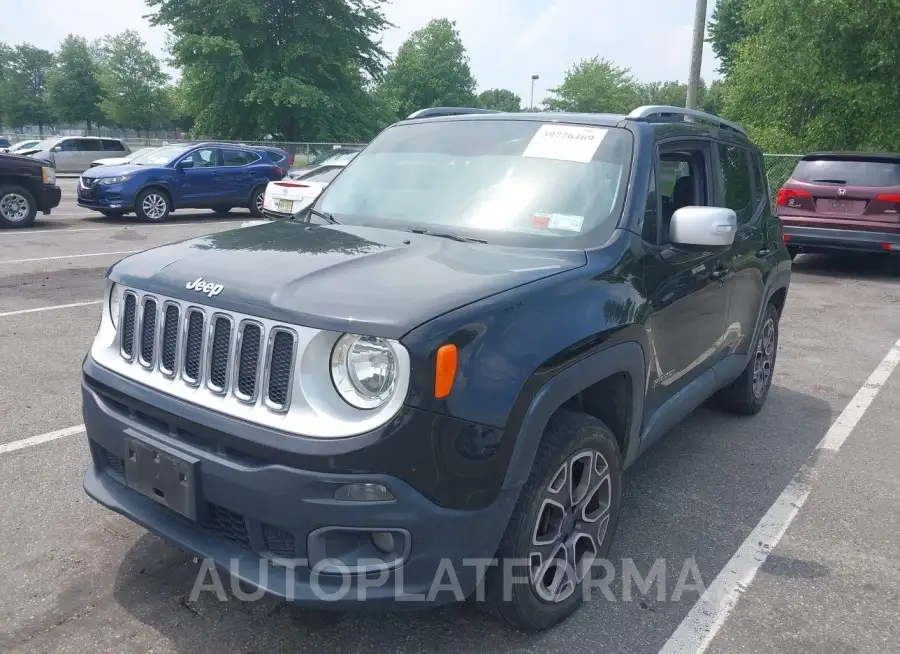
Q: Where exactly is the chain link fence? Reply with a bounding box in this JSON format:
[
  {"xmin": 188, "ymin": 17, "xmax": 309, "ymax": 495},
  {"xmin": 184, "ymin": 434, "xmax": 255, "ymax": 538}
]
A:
[{"xmin": 762, "ymin": 154, "xmax": 802, "ymax": 201}]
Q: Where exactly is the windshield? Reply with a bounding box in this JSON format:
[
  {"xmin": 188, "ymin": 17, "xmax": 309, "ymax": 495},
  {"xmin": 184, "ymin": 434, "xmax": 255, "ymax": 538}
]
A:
[
  {"xmin": 316, "ymin": 119, "xmax": 633, "ymax": 246},
  {"xmin": 129, "ymin": 145, "xmax": 190, "ymax": 165},
  {"xmin": 793, "ymin": 157, "xmax": 900, "ymax": 187},
  {"xmin": 25, "ymin": 138, "xmax": 59, "ymax": 152}
]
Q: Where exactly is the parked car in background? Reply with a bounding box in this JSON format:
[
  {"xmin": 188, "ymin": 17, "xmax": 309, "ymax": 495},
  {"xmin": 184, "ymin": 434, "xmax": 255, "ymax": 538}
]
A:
[
  {"xmin": 0, "ymin": 138, "xmax": 10, "ymax": 150},
  {"xmin": 777, "ymin": 152, "xmax": 900, "ymax": 258},
  {"xmin": 3, "ymin": 139, "xmax": 43, "ymax": 154},
  {"xmin": 262, "ymin": 151, "xmax": 357, "ymax": 219},
  {"xmin": 0, "ymin": 152, "xmax": 61, "ymax": 228},
  {"xmin": 76, "ymin": 142, "xmax": 287, "ymax": 221},
  {"xmin": 256, "ymin": 146, "xmax": 293, "ymax": 176},
  {"xmin": 289, "ymin": 146, "xmax": 363, "ymax": 176},
  {"xmin": 18, "ymin": 137, "xmax": 132, "ymax": 173},
  {"xmin": 90, "ymin": 147, "xmax": 158, "ymax": 169}
]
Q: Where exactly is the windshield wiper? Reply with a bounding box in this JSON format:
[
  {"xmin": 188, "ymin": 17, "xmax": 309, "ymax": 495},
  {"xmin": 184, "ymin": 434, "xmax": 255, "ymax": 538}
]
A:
[
  {"xmin": 812, "ymin": 178, "xmax": 847, "ymax": 184},
  {"xmin": 406, "ymin": 228, "xmax": 488, "ymax": 244},
  {"xmin": 294, "ymin": 206, "xmax": 339, "ymax": 224}
]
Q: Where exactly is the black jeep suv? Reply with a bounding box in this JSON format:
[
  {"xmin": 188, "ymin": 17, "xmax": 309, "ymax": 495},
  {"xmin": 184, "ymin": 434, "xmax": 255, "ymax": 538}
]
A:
[{"xmin": 81, "ymin": 105, "xmax": 791, "ymax": 631}]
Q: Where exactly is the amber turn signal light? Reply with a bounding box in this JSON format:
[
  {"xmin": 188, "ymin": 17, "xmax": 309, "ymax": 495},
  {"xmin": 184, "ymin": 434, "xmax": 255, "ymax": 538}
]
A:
[{"xmin": 434, "ymin": 344, "xmax": 458, "ymax": 399}]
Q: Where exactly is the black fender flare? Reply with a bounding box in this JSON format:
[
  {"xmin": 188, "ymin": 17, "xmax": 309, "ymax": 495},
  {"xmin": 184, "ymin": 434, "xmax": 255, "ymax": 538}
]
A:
[
  {"xmin": 748, "ymin": 266, "xmax": 792, "ymax": 352},
  {"xmin": 500, "ymin": 340, "xmax": 646, "ymax": 491}
]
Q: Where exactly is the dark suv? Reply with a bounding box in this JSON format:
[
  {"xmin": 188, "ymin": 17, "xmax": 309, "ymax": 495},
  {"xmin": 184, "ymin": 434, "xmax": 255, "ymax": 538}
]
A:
[
  {"xmin": 0, "ymin": 151, "xmax": 62, "ymax": 228},
  {"xmin": 777, "ymin": 152, "xmax": 900, "ymax": 257},
  {"xmin": 81, "ymin": 105, "xmax": 791, "ymax": 631}
]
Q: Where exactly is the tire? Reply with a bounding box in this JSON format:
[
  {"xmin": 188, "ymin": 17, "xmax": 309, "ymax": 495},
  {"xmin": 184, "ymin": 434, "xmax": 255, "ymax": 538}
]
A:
[
  {"xmin": 787, "ymin": 247, "xmax": 798, "ymax": 260},
  {"xmin": 212, "ymin": 206, "xmax": 233, "ymax": 215},
  {"xmin": 0, "ymin": 184, "xmax": 38, "ymax": 228},
  {"xmin": 248, "ymin": 185, "xmax": 266, "ymax": 218},
  {"xmin": 715, "ymin": 302, "xmax": 780, "ymax": 415},
  {"xmin": 478, "ymin": 410, "xmax": 623, "ymax": 632},
  {"xmin": 99, "ymin": 210, "xmax": 125, "ymax": 218},
  {"xmin": 135, "ymin": 188, "xmax": 171, "ymax": 222}
]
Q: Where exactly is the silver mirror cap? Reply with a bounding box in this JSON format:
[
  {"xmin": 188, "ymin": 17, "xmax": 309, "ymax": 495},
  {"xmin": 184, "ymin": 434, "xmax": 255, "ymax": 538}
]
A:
[{"xmin": 669, "ymin": 206, "xmax": 737, "ymax": 248}]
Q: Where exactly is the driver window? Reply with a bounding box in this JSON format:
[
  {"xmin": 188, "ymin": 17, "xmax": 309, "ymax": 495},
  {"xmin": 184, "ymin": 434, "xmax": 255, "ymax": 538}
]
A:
[
  {"xmin": 656, "ymin": 148, "xmax": 709, "ymax": 245},
  {"xmin": 188, "ymin": 148, "xmax": 217, "ymax": 167}
]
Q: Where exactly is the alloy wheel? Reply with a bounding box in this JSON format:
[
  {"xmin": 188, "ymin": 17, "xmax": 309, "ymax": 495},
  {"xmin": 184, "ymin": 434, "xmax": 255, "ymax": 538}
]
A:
[
  {"xmin": 255, "ymin": 190, "xmax": 265, "ymax": 214},
  {"xmin": 142, "ymin": 193, "xmax": 167, "ymax": 221},
  {"xmin": 752, "ymin": 317, "xmax": 776, "ymax": 398},
  {"xmin": 0, "ymin": 193, "xmax": 30, "ymax": 222},
  {"xmin": 529, "ymin": 448, "xmax": 612, "ymax": 603}
]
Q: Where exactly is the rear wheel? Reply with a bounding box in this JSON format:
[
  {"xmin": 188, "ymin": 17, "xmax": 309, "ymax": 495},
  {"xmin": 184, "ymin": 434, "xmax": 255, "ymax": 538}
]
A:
[
  {"xmin": 248, "ymin": 185, "xmax": 266, "ymax": 218},
  {"xmin": 0, "ymin": 184, "xmax": 37, "ymax": 228},
  {"xmin": 787, "ymin": 246, "xmax": 798, "ymax": 260},
  {"xmin": 479, "ymin": 410, "xmax": 622, "ymax": 631},
  {"xmin": 135, "ymin": 188, "xmax": 171, "ymax": 222},
  {"xmin": 715, "ymin": 302, "xmax": 779, "ymax": 415}
]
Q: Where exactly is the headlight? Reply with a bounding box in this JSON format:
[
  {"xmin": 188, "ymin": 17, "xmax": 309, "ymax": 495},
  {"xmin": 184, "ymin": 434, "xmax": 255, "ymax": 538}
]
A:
[
  {"xmin": 99, "ymin": 175, "xmax": 132, "ymax": 185},
  {"xmin": 330, "ymin": 334, "xmax": 398, "ymax": 409},
  {"xmin": 41, "ymin": 166, "xmax": 56, "ymax": 185},
  {"xmin": 109, "ymin": 282, "xmax": 121, "ymax": 329}
]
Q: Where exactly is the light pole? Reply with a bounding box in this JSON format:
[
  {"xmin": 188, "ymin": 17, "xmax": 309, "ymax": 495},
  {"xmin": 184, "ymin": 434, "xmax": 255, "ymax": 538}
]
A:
[
  {"xmin": 530, "ymin": 74, "xmax": 540, "ymax": 111},
  {"xmin": 685, "ymin": 0, "xmax": 708, "ymax": 110}
]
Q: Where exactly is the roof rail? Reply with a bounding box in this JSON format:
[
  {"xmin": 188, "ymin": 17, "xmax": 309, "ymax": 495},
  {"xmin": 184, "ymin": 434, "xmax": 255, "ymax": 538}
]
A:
[
  {"xmin": 405, "ymin": 107, "xmax": 501, "ymax": 120},
  {"xmin": 627, "ymin": 105, "xmax": 747, "ymax": 136}
]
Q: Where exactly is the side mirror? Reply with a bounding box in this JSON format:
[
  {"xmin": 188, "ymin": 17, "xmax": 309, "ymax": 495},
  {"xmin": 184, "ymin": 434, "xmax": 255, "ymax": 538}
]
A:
[
  {"xmin": 670, "ymin": 206, "xmax": 737, "ymax": 248},
  {"xmin": 51, "ymin": 145, "xmax": 61, "ymax": 153},
  {"xmin": 175, "ymin": 159, "xmax": 193, "ymax": 170}
]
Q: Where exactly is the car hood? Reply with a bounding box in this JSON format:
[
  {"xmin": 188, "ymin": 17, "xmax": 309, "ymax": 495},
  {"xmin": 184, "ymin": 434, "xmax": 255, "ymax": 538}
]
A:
[
  {"xmin": 85, "ymin": 163, "xmax": 148, "ymax": 177},
  {"xmin": 92, "ymin": 157, "xmax": 132, "ymax": 166},
  {"xmin": 109, "ymin": 221, "xmax": 587, "ymax": 339}
]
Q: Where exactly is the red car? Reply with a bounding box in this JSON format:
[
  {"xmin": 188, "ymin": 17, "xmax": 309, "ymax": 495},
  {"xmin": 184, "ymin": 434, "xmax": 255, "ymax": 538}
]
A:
[{"xmin": 776, "ymin": 152, "xmax": 900, "ymax": 258}]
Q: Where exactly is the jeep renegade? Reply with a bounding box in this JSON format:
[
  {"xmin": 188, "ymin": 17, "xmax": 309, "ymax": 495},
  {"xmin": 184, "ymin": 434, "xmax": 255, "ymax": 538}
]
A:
[{"xmin": 82, "ymin": 105, "xmax": 792, "ymax": 631}]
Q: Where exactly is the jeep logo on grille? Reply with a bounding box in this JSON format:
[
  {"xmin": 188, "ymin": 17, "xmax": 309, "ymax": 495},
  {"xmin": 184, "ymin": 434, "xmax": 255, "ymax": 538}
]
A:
[{"xmin": 185, "ymin": 277, "xmax": 224, "ymax": 298}]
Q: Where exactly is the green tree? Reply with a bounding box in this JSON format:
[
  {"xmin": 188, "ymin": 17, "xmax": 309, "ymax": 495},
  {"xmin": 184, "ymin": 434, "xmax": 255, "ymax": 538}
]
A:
[
  {"xmin": 45, "ymin": 35, "xmax": 105, "ymax": 132},
  {"xmin": 477, "ymin": 88, "xmax": 521, "ymax": 112},
  {"xmin": 97, "ymin": 30, "xmax": 170, "ymax": 134},
  {"xmin": 542, "ymin": 57, "xmax": 640, "ymax": 114},
  {"xmin": 724, "ymin": 0, "xmax": 900, "ymax": 152},
  {"xmin": 708, "ymin": 0, "xmax": 754, "ymax": 77},
  {"xmin": 379, "ymin": 18, "xmax": 477, "ymax": 119},
  {"xmin": 148, "ymin": 0, "xmax": 390, "ymax": 141},
  {"xmin": 0, "ymin": 42, "xmax": 11, "ymax": 128},
  {"xmin": 0, "ymin": 44, "xmax": 56, "ymax": 132}
]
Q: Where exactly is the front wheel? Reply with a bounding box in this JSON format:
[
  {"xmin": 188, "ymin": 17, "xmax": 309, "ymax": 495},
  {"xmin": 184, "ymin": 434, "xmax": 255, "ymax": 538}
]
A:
[
  {"xmin": 135, "ymin": 189, "xmax": 171, "ymax": 222},
  {"xmin": 0, "ymin": 184, "xmax": 38, "ymax": 228},
  {"xmin": 248, "ymin": 186, "xmax": 266, "ymax": 218},
  {"xmin": 715, "ymin": 302, "xmax": 779, "ymax": 415},
  {"xmin": 479, "ymin": 410, "xmax": 622, "ymax": 631}
]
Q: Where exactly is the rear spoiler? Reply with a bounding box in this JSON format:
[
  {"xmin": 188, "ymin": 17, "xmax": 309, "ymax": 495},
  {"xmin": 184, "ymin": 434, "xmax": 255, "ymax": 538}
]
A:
[{"xmin": 801, "ymin": 152, "xmax": 900, "ymax": 163}]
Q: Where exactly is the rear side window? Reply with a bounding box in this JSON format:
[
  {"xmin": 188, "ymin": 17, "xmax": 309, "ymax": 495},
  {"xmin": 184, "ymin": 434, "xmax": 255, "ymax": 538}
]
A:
[
  {"xmin": 102, "ymin": 140, "xmax": 126, "ymax": 152},
  {"xmin": 81, "ymin": 138, "xmax": 103, "ymax": 151},
  {"xmin": 58, "ymin": 139, "xmax": 82, "ymax": 152},
  {"xmin": 718, "ymin": 144, "xmax": 754, "ymax": 223},
  {"xmin": 222, "ymin": 149, "xmax": 260, "ymax": 166},
  {"xmin": 792, "ymin": 158, "xmax": 900, "ymax": 187}
]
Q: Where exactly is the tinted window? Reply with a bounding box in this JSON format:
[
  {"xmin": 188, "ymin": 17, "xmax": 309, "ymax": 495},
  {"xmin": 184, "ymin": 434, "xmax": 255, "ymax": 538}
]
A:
[
  {"xmin": 81, "ymin": 138, "xmax": 104, "ymax": 152},
  {"xmin": 58, "ymin": 139, "xmax": 82, "ymax": 152},
  {"xmin": 221, "ymin": 149, "xmax": 260, "ymax": 166},
  {"xmin": 792, "ymin": 158, "xmax": 900, "ymax": 187},
  {"xmin": 751, "ymin": 152, "xmax": 767, "ymax": 208},
  {"xmin": 102, "ymin": 139, "xmax": 126, "ymax": 152},
  {"xmin": 719, "ymin": 144, "xmax": 754, "ymax": 223},
  {"xmin": 300, "ymin": 166, "xmax": 342, "ymax": 183},
  {"xmin": 318, "ymin": 120, "xmax": 634, "ymax": 246}
]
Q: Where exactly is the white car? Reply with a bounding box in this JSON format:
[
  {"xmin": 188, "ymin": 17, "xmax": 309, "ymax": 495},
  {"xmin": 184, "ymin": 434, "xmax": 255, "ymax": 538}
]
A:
[
  {"xmin": 2, "ymin": 139, "xmax": 42, "ymax": 154},
  {"xmin": 261, "ymin": 155, "xmax": 355, "ymax": 219}
]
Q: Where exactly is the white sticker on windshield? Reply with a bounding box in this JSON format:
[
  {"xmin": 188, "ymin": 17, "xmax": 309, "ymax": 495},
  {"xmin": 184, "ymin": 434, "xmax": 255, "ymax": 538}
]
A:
[
  {"xmin": 522, "ymin": 125, "xmax": 608, "ymax": 163},
  {"xmin": 548, "ymin": 213, "xmax": 584, "ymax": 232}
]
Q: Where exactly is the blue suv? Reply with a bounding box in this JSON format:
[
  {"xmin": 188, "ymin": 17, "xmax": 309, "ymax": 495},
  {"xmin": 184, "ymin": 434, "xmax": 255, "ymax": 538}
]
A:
[{"xmin": 76, "ymin": 143, "xmax": 288, "ymax": 221}]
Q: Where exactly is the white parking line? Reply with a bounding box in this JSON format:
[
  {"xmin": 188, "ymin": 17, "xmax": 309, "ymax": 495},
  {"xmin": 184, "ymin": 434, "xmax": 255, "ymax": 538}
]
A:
[
  {"xmin": 0, "ymin": 425, "xmax": 85, "ymax": 455},
  {"xmin": 1, "ymin": 220, "xmax": 241, "ymax": 236},
  {"xmin": 660, "ymin": 335, "xmax": 900, "ymax": 654},
  {"xmin": 0, "ymin": 250, "xmax": 140, "ymax": 264},
  {"xmin": 0, "ymin": 301, "xmax": 102, "ymax": 318}
]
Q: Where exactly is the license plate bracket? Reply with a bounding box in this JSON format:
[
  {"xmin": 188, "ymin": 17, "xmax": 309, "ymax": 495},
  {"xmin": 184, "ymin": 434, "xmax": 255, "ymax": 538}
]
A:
[
  {"xmin": 831, "ymin": 199, "xmax": 853, "ymax": 213},
  {"xmin": 276, "ymin": 199, "xmax": 293, "ymax": 212},
  {"xmin": 124, "ymin": 436, "xmax": 200, "ymax": 521}
]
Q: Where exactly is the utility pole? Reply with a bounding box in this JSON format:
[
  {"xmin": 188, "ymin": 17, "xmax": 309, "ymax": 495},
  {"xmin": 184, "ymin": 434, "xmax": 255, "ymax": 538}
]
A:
[
  {"xmin": 530, "ymin": 75, "xmax": 539, "ymax": 111},
  {"xmin": 685, "ymin": 0, "xmax": 708, "ymax": 110}
]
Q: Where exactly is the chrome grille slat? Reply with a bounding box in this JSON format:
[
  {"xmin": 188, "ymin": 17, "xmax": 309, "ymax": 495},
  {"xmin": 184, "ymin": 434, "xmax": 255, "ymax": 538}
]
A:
[{"xmin": 114, "ymin": 288, "xmax": 301, "ymax": 416}]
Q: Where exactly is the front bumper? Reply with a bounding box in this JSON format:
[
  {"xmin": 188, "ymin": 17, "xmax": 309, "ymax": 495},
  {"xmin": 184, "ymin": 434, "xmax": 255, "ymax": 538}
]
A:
[
  {"xmin": 37, "ymin": 184, "xmax": 61, "ymax": 214},
  {"xmin": 76, "ymin": 183, "xmax": 134, "ymax": 211},
  {"xmin": 81, "ymin": 360, "xmax": 516, "ymax": 608},
  {"xmin": 782, "ymin": 224, "xmax": 900, "ymax": 254}
]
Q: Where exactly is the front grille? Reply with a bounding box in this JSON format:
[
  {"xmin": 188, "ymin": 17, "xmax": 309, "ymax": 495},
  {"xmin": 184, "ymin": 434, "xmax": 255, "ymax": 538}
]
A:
[
  {"xmin": 80, "ymin": 176, "xmax": 97, "ymax": 189},
  {"xmin": 114, "ymin": 288, "xmax": 298, "ymax": 411},
  {"xmin": 203, "ymin": 504, "xmax": 250, "ymax": 549}
]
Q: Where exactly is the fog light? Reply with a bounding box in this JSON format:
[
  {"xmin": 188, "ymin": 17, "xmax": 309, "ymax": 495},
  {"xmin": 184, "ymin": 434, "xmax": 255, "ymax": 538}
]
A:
[
  {"xmin": 371, "ymin": 531, "xmax": 395, "ymax": 554},
  {"xmin": 333, "ymin": 482, "xmax": 394, "ymax": 502}
]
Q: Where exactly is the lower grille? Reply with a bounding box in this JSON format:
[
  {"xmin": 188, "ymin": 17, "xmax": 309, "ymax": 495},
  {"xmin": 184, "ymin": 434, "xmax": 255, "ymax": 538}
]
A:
[
  {"xmin": 203, "ymin": 504, "xmax": 251, "ymax": 549},
  {"xmin": 262, "ymin": 524, "xmax": 297, "ymax": 558},
  {"xmin": 100, "ymin": 445, "xmax": 125, "ymax": 476}
]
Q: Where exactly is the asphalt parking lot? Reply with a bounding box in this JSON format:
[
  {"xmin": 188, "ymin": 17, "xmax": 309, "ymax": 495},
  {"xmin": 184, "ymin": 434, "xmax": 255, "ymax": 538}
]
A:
[{"xmin": 1, "ymin": 178, "xmax": 898, "ymax": 653}]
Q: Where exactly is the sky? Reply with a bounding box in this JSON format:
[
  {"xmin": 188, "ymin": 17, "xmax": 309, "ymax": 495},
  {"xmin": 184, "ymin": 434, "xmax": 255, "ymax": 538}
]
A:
[{"xmin": 0, "ymin": 0, "xmax": 721, "ymax": 106}]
